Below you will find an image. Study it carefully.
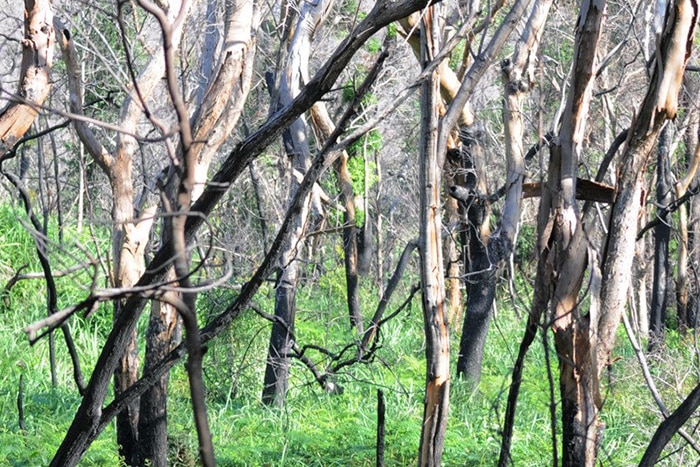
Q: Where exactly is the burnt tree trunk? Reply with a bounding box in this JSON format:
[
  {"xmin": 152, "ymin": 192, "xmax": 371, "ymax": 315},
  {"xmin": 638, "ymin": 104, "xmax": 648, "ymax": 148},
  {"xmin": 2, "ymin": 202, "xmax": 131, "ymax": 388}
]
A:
[
  {"xmin": 650, "ymin": 123, "xmax": 674, "ymax": 346},
  {"xmin": 262, "ymin": 0, "xmax": 332, "ymax": 406},
  {"xmin": 457, "ymin": 0, "xmax": 552, "ymax": 387},
  {"xmin": 453, "ymin": 129, "xmax": 495, "ymax": 387}
]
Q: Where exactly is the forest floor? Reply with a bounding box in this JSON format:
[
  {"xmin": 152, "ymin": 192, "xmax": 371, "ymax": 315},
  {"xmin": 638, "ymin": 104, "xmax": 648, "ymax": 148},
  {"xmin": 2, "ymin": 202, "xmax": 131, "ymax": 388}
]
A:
[{"xmin": 0, "ymin": 208, "xmax": 698, "ymax": 466}]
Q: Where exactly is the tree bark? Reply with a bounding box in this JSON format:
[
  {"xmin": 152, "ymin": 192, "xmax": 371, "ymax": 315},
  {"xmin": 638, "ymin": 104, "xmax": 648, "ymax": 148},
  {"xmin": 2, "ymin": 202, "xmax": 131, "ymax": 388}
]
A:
[
  {"xmin": 417, "ymin": 9, "xmax": 450, "ymax": 466},
  {"xmin": 0, "ymin": 0, "xmax": 54, "ymax": 156},
  {"xmin": 457, "ymin": 0, "xmax": 552, "ymax": 386},
  {"xmin": 262, "ymin": 0, "xmax": 333, "ymax": 407},
  {"xmin": 650, "ymin": 123, "xmax": 674, "ymax": 347},
  {"xmin": 497, "ymin": 0, "xmax": 608, "ymax": 462},
  {"xmin": 137, "ymin": 293, "xmax": 178, "ymax": 467},
  {"xmin": 453, "ymin": 129, "xmax": 494, "ymax": 387}
]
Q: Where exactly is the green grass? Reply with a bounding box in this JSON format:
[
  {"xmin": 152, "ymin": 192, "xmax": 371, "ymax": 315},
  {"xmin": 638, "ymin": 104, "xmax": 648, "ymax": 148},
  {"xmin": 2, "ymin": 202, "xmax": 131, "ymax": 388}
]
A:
[{"xmin": 0, "ymin": 205, "xmax": 699, "ymax": 465}]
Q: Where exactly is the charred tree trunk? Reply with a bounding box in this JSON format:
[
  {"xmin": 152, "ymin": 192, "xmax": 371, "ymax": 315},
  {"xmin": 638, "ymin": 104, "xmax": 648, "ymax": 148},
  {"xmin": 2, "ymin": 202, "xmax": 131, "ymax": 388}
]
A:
[
  {"xmin": 457, "ymin": 0, "xmax": 552, "ymax": 387},
  {"xmin": 262, "ymin": 0, "xmax": 332, "ymax": 406},
  {"xmin": 453, "ymin": 128, "xmax": 495, "ymax": 387},
  {"xmin": 137, "ymin": 294, "xmax": 178, "ymax": 467},
  {"xmin": 112, "ymin": 167, "xmax": 147, "ymax": 466},
  {"xmin": 650, "ymin": 123, "xmax": 674, "ymax": 346}
]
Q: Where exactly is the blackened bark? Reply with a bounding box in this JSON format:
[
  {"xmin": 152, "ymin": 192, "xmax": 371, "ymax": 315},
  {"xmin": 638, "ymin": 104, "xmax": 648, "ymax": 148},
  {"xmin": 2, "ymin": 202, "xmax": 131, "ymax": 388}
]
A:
[
  {"xmin": 376, "ymin": 389, "xmax": 385, "ymax": 467},
  {"xmin": 262, "ymin": 276, "xmax": 298, "ymax": 406},
  {"xmin": 640, "ymin": 383, "xmax": 700, "ymax": 466},
  {"xmin": 115, "ymin": 323, "xmax": 140, "ymax": 466},
  {"xmin": 358, "ymin": 216, "xmax": 374, "ymax": 276},
  {"xmin": 453, "ymin": 129, "xmax": 495, "ymax": 387},
  {"xmin": 138, "ymin": 297, "xmax": 179, "ymax": 467},
  {"xmin": 650, "ymin": 124, "xmax": 674, "ymax": 346}
]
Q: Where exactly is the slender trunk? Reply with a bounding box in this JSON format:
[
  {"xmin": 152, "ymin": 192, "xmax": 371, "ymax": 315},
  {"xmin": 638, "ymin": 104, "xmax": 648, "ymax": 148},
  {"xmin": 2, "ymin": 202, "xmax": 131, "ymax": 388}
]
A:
[
  {"xmin": 677, "ymin": 80, "xmax": 700, "ymax": 329},
  {"xmin": 262, "ymin": 267, "xmax": 299, "ymax": 406},
  {"xmin": 310, "ymin": 103, "xmax": 363, "ymax": 332},
  {"xmin": 417, "ymin": 9, "xmax": 450, "ymax": 465},
  {"xmin": 498, "ymin": 112, "xmax": 559, "ymax": 464},
  {"xmin": 262, "ymin": 0, "xmax": 332, "ymax": 406},
  {"xmin": 633, "ymin": 216, "xmax": 651, "ymax": 338},
  {"xmin": 650, "ymin": 124, "xmax": 674, "ymax": 346}
]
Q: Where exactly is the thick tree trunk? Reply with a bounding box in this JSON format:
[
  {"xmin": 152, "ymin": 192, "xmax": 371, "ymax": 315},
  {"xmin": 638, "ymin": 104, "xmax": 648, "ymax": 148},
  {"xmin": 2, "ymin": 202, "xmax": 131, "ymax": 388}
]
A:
[
  {"xmin": 262, "ymin": 267, "xmax": 299, "ymax": 406},
  {"xmin": 112, "ymin": 165, "xmax": 147, "ymax": 466},
  {"xmin": 417, "ymin": 9, "xmax": 450, "ymax": 466},
  {"xmin": 137, "ymin": 294, "xmax": 178, "ymax": 467},
  {"xmin": 457, "ymin": 0, "xmax": 552, "ymax": 387},
  {"xmin": 454, "ymin": 128, "xmax": 494, "ymax": 387}
]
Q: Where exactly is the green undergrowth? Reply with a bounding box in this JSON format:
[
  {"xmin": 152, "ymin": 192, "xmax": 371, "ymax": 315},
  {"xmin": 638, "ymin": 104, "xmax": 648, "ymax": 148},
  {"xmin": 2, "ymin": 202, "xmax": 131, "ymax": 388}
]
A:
[{"xmin": 0, "ymin": 204, "xmax": 699, "ymax": 465}]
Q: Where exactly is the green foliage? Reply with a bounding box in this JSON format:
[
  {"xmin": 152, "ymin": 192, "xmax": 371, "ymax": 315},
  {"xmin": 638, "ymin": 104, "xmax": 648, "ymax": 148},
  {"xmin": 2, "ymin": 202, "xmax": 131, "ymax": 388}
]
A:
[
  {"xmin": 341, "ymin": 73, "xmax": 378, "ymax": 107},
  {"xmin": 386, "ymin": 23, "xmax": 398, "ymax": 40},
  {"xmin": 364, "ymin": 37, "xmax": 382, "ymax": 54},
  {"xmin": 0, "ymin": 204, "xmax": 698, "ymax": 466},
  {"xmin": 448, "ymin": 39, "xmax": 466, "ymax": 71},
  {"xmin": 0, "ymin": 205, "xmax": 118, "ymax": 464}
]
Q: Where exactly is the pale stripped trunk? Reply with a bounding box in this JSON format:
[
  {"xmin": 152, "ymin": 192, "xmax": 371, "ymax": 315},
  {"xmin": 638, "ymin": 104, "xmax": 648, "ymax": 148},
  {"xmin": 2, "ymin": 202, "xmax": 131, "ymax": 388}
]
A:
[{"xmin": 417, "ymin": 10, "xmax": 450, "ymax": 465}]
